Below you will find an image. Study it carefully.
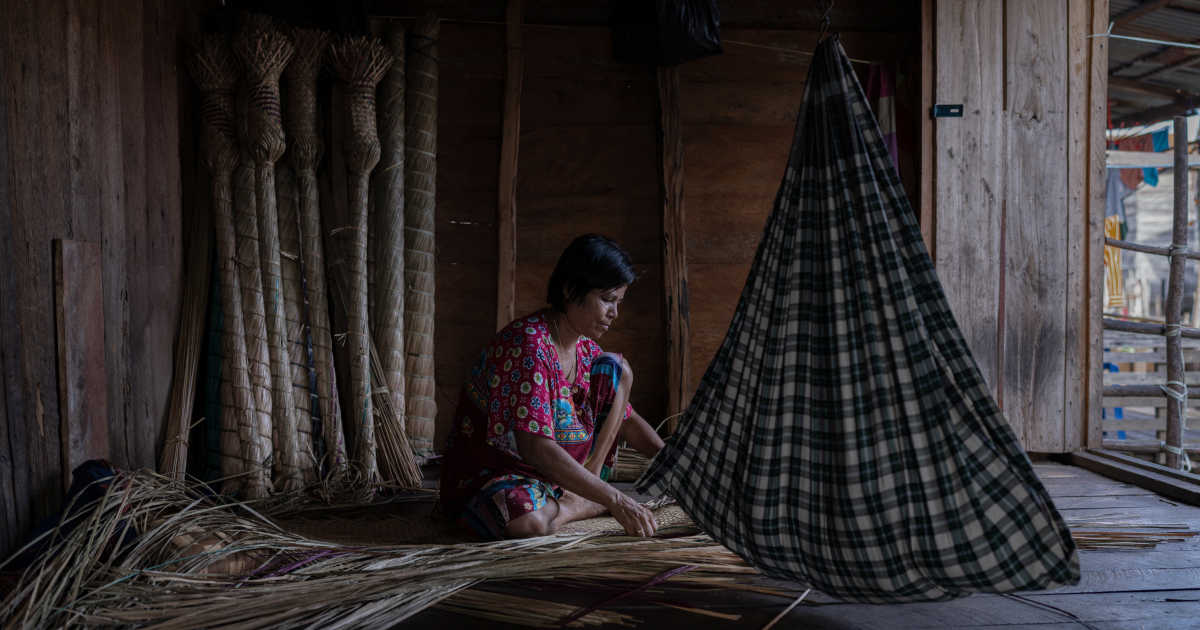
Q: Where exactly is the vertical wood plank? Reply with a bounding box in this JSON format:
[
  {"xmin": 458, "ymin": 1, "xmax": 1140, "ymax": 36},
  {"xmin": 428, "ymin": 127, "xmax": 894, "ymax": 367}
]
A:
[
  {"xmin": 496, "ymin": 0, "xmax": 523, "ymax": 331},
  {"xmin": 96, "ymin": 0, "xmax": 132, "ymax": 472},
  {"xmin": 140, "ymin": 0, "xmax": 183, "ymax": 467},
  {"xmin": 66, "ymin": 0, "xmax": 102, "ymax": 243},
  {"xmin": 0, "ymin": 0, "xmax": 32, "ymax": 559},
  {"xmin": 1087, "ymin": 0, "xmax": 1109, "ymax": 449},
  {"xmin": 1004, "ymin": 0, "xmax": 1069, "ymax": 451},
  {"xmin": 1064, "ymin": 0, "xmax": 1089, "ymax": 452},
  {"xmin": 934, "ymin": 0, "xmax": 1005, "ymax": 398},
  {"xmin": 54, "ymin": 239, "xmax": 109, "ymax": 489},
  {"xmin": 919, "ymin": 0, "xmax": 935, "ymax": 255},
  {"xmin": 657, "ymin": 66, "xmax": 689, "ymax": 431}
]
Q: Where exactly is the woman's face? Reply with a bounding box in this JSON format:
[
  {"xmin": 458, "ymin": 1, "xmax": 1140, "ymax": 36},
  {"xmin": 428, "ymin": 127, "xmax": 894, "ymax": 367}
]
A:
[{"xmin": 564, "ymin": 285, "xmax": 627, "ymax": 340}]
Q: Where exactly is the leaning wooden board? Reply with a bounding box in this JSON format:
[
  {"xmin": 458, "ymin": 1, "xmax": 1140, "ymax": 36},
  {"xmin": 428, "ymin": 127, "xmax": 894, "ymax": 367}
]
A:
[{"xmin": 55, "ymin": 239, "xmax": 109, "ymax": 490}]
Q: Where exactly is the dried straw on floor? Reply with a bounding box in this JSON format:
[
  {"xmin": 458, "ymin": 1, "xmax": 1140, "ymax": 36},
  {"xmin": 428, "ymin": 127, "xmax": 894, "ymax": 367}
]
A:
[
  {"xmin": 327, "ymin": 36, "xmax": 394, "ymax": 483},
  {"xmin": 373, "ymin": 21, "xmax": 408, "ymax": 429},
  {"xmin": 320, "ymin": 174, "xmax": 423, "ymax": 489},
  {"xmin": 284, "ymin": 27, "xmax": 347, "ymax": 476},
  {"xmin": 183, "ymin": 36, "xmax": 256, "ymax": 489},
  {"xmin": 404, "ymin": 12, "xmax": 439, "ymax": 454},
  {"xmin": 234, "ymin": 25, "xmax": 303, "ymax": 493},
  {"xmin": 232, "ymin": 83, "xmax": 275, "ymax": 499},
  {"xmin": 0, "ymin": 470, "xmax": 759, "ymax": 630},
  {"xmin": 275, "ymin": 164, "xmax": 317, "ymax": 483}
]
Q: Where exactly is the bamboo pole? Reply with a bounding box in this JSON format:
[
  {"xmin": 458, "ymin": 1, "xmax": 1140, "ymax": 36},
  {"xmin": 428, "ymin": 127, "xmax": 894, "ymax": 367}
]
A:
[
  {"xmin": 1166, "ymin": 115, "xmax": 1189, "ymax": 470},
  {"xmin": 404, "ymin": 12, "xmax": 439, "ymax": 454},
  {"xmin": 233, "ymin": 26, "xmax": 302, "ymax": 492},
  {"xmin": 375, "ymin": 22, "xmax": 407, "ymax": 429},
  {"xmin": 184, "ymin": 36, "xmax": 258, "ymax": 493},
  {"xmin": 284, "ymin": 27, "xmax": 347, "ymax": 476},
  {"xmin": 327, "ymin": 36, "xmax": 394, "ymax": 482}
]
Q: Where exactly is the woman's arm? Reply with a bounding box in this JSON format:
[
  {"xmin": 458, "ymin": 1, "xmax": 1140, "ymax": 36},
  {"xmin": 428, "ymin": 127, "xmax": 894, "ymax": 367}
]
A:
[
  {"xmin": 620, "ymin": 410, "xmax": 664, "ymax": 458},
  {"xmin": 515, "ymin": 431, "xmax": 657, "ymax": 536}
]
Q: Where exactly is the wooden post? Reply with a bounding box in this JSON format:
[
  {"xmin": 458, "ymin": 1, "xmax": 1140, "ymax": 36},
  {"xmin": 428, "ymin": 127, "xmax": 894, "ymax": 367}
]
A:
[
  {"xmin": 918, "ymin": 0, "xmax": 934, "ymax": 255},
  {"xmin": 496, "ymin": 0, "xmax": 523, "ymax": 331},
  {"xmin": 657, "ymin": 66, "xmax": 690, "ymax": 433},
  {"xmin": 1166, "ymin": 115, "xmax": 1189, "ymax": 470}
]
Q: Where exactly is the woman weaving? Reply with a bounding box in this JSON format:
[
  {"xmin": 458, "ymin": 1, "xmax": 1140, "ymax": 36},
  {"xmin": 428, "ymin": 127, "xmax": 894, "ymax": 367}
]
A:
[{"xmin": 440, "ymin": 234, "xmax": 665, "ymax": 540}]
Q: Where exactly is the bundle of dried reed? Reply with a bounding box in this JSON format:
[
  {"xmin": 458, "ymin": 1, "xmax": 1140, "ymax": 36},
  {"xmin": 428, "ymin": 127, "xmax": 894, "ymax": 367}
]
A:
[
  {"xmin": 0, "ymin": 470, "xmax": 758, "ymax": 630},
  {"xmin": 284, "ymin": 27, "xmax": 347, "ymax": 476},
  {"xmin": 612, "ymin": 446, "xmax": 651, "ymax": 482},
  {"xmin": 233, "ymin": 25, "xmax": 302, "ymax": 493},
  {"xmin": 182, "ymin": 36, "xmax": 256, "ymax": 490},
  {"xmin": 373, "ymin": 21, "xmax": 408, "ymax": 430},
  {"xmin": 404, "ymin": 12, "xmax": 439, "ymax": 454},
  {"xmin": 319, "ymin": 172, "xmax": 422, "ymax": 489},
  {"xmin": 275, "ymin": 164, "xmax": 317, "ymax": 483},
  {"xmin": 327, "ymin": 36, "xmax": 394, "ymax": 483}
]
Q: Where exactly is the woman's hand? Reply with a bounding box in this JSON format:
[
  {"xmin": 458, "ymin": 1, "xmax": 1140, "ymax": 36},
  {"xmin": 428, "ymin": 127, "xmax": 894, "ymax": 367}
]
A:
[{"xmin": 608, "ymin": 492, "xmax": 657, "ymax": 537}]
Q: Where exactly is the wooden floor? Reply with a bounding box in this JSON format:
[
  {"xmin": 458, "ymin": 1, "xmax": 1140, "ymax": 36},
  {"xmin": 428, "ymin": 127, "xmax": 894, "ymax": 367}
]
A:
[{"xmin": 400, "ymin": 462, "xmax": 1200, "ymax": 629}]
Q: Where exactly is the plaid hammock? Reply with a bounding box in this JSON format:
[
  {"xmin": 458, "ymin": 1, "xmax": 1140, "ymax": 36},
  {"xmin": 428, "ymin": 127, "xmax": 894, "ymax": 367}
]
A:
[{"xmin": 636, "ymin": 35, "xmax": 1079, "ymax": 604}]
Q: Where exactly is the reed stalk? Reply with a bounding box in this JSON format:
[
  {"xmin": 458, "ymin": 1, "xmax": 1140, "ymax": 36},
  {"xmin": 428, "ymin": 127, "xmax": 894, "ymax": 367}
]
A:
[
  {"xmin": 327, "ymin": 36, "xmax": 393, "ymax": 483},
  {"xmin": 404, "ymin": 12, "xmax": 439, "ymax": 454},
  {"xmin": 233, "ymin": 25, "xmax": 302, "ymax": 492}
]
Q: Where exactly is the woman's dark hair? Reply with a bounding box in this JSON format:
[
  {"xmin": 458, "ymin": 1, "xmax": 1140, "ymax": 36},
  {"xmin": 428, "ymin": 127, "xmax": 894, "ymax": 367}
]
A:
[{"xmin": 547, "ymin": 234, "xmax": 637, "ymax": 311}]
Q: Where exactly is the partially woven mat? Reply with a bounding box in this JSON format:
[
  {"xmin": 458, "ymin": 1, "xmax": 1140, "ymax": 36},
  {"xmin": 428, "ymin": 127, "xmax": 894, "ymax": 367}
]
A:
[{"xmin": 277, "ymin": 500, "xmax": 697, "ymax": 544}]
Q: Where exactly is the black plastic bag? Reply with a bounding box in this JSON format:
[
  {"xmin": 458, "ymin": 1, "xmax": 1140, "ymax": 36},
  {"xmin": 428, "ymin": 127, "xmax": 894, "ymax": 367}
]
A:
[{"xmin": 612, "ymin": 0, "xmax": 723, "ymax": 67}]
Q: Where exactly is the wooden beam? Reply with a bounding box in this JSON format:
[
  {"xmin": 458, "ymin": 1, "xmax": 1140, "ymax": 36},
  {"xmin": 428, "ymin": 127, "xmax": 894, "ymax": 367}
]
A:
[
  {"xmin": 656, "ymin": 66, "xmax": 689, "ymax": 433},
  {"xmin": 1063, "ymin": 450, "xmax": 1200, "ymax": 506},
  {"xmin": 54, "ymin": 240, "xmax": 109, "ymax": 492},
  {"xmin": 1113, "ymin": 96, "xmax": 1200, "ymax": 126},
  {"xmin": 1088, "ymin": 0, "xmax": 1111, "ymax": 451},
  {"xmin": 1112, "ymin": 0, "xmax": 1175, "ymax": 27},
  {"xmin": 496, "ymin": 0, "xmax": 523, "ymax": 331},
  {"xmin": 1108, "ymin": 76, "xmax": 1190, "ymax": 100},
  {"xmin": 1165, "ymin": 115, "xmax": 1189, "ymax": 470}
]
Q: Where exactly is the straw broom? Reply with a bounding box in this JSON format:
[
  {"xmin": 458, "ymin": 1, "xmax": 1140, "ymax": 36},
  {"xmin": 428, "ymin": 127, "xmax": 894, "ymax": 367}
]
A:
[
  {"xmin": 404, "ymin": 12, "xmax": 439, "ymax": 454},
  {"xmin": 327, "ymin": 36, "xmax": 393, "ymax": 483},
  {"xmin": 275, "ymin": 163, "xmax": 317, "ymax": 483},
  {"xmin": 233, "ymin": 27, "xmax": 303, "ymax": 493},
  {"xmin": 373, "ymin": 21, "xmax": 408, "ymax": 431},
  {"xmin": 182, "ymin": 36, "xmax": 258, "ymax": 493},
  {"xmin": 284, "ymin": 27, "xmax": 347, "ymax": 476},
  {"xmin": 233, "ymin": 72, "xmax": 275, "ymax": 499},
  {"xmin": 158, "ymin": 158, "xmax": 213, "ymax": 481}
]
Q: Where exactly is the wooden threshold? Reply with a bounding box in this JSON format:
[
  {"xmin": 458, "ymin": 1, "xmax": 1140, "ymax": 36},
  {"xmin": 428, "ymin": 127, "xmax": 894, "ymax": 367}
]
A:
[{"xmin": 1059, "ymin": 449, "xmax": 1200, "ymax": 506}]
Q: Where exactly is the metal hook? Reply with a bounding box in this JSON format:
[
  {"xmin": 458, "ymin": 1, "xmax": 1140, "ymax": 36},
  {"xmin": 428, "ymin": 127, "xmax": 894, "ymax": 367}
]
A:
[{"xmin": 817, "ymin": 0, "xmax": 834, "ymax": 42}]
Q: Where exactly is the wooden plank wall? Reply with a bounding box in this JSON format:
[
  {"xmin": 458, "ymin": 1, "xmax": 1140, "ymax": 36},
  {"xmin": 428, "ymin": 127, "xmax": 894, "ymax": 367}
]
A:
[
  {"xmin": 932, "ymin": 0, "xmax": 1106, "ymax": 452},
  {"xmin": 679, "ymin": 30, "xmax": 920, "ymax": 399},
  {"xmin": 0, "ymin": 0, "xmax": 196, "ymax": 559}
]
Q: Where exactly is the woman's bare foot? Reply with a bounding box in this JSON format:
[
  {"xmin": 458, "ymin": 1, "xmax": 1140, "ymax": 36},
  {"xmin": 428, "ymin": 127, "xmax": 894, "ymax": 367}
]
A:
[{"xmin": 503, "ymin": 491, "xmax": 609, "ymax": 538}]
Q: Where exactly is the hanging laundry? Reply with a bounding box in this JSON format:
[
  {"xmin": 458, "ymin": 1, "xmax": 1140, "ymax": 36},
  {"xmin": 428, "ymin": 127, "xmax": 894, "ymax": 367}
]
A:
[{"xmin": 636, "ymin": 34, "xmax": 1079, "ymax": 604}]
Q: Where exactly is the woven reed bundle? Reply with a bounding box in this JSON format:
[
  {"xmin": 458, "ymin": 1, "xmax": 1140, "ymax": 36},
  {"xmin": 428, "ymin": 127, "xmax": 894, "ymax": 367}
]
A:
[
  {"xmin": 182, "ymin": 36, "xmax": 257, "ymax": 491},
  {"xmin": 320, "ymin": 172, "xmax": 422, "ymax": 489},
  {"xmin": 327, "ymin": 36, "xmax": 393, "ymax": 482},
  {"xmin": 373, "ymin": 22, "xmax": 408, "ymax": 428},
  {"xmin": 275, "ymin": 164, "xmax": 317, "ymax": 483},
  {"xmin": 233, "ymin": 26, "xmax": 303, "ymax": 492},
  {"xmin": 283, "ymin": 27, "xmax": 347, "ymax": 476},
  {"xmin": 403, "ymin": 12, "xmax": 439, "ymax": 454},
  {"xmin": 233, "ymin": 78, "xmax": 275, "ymax": 499}
]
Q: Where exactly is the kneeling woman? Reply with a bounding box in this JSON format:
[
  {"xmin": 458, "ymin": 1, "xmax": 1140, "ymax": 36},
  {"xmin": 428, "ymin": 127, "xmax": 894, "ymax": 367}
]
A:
[{"xmin": 440, "ymin": 234, "xmax": 665, "ymax": 539}]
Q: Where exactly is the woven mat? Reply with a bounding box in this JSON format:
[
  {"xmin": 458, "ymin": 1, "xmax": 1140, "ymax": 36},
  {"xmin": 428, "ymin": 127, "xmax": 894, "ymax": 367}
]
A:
[{"xmin": 277, "ymin": 502, "xmax": 697, "ymax": 545}]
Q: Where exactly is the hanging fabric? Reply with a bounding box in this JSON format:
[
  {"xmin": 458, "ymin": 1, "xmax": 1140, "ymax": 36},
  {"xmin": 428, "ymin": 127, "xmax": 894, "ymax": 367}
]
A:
[{"xmin": 636, "ymin": 35, "xmax": 1080, "ymax": 604}]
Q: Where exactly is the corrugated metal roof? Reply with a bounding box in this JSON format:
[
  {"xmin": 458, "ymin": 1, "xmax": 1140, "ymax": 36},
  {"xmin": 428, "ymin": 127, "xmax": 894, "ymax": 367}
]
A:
[{"xmin": 1109, "ymin": 2, "xmax": 1200, "ymax": 123}]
